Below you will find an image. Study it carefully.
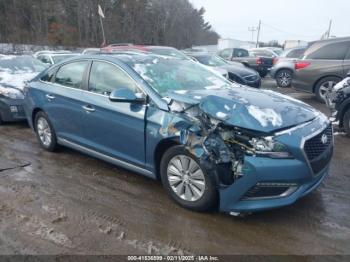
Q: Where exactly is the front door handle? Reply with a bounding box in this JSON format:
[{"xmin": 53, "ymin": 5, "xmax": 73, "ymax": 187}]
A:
[
  {"xmin": 82, "ymin": 105, "xmax": 96, "ymax": 113},
  {"xmin": 46, "ymin": 94, "xmax": 55, "ymax": 100}
]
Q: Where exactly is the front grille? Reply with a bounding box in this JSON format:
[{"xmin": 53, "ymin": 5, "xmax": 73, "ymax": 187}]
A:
[
  {"xmin": 304, "ymin": 125, "xmax": 332, "ymax": 161},
  {"xmin": 304, "ymin": 125, "xmax": 333, "ymax": 174}
]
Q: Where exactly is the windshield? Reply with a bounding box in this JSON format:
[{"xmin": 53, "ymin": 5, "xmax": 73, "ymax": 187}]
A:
[
  {"xmin": 129, "ymin": 57, "xmax": 232, "ymax": 96},
  {"xmin": 52, "ymin": 54, "xmax": 76, "ymax": 63},
  {"xmin": 195, "ymin": 55, "xmax": 227, "ymax": 67},
  {"xmin": 0, "ymin": 56, "xmax": 46, "ymax": 73},
  {"xmin": 147, "ymin": 48, "xmax": 188, "ymax": 59}
]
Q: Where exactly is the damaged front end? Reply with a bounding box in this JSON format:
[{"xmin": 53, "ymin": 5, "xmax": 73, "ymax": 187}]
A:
[
  {"xmin": 148, "ymin": 88, "xmax": 331, "ymax": 213},
  {"xmin": 166, "ymin": 97, "xmax": 292, "ymax": 188}
]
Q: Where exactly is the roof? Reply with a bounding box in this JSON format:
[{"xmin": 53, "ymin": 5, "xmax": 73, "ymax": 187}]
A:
[{"xmin": 101, "ymin": 45, "xmax": 176, "ymax": 53}]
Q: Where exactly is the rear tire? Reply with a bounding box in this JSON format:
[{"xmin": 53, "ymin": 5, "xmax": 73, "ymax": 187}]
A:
[
  {"xmin": 276, "ymin": 69, "xmax": 292, "ymax": 87},
  {"xmin": 315, "ymin": 77, "xmax": 341, "ymax": 103},
  {"xmin": 34, "ymin": 111, "xmax": 57, "ymax": 151},
  {"xmin": 160, "ymin": 146, "xmax": 217, "ymax": 212},
  {"xmin": 343, "ymin": 109, "xmax": 350, "ymax": 138}
]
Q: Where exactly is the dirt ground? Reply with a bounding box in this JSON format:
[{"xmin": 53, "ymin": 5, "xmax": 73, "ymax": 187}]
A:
[{"xmin": 0, "ymin": 78, "xmax": 349, "ymax": 256}]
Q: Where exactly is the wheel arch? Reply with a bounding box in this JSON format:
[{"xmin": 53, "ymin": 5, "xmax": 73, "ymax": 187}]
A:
[
  {"xmin": 31, "ymin": 107, "xmax": 44, "ymax": 130},
  {"xmin": 313, "ymin": 75, "xmax": 342, "ymax": 93},
  {"xmin": 153, "ymin": 138, "xmax": 180, "ymax": 180},
  {"xmin": 275, "ymin": 67, "xmax": 293, "ymax": 76}
]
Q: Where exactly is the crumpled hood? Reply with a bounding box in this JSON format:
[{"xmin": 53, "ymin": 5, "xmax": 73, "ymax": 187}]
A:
[{"xmin": 168, "ymin": 87, "xmax": 319, "ymax": 133}]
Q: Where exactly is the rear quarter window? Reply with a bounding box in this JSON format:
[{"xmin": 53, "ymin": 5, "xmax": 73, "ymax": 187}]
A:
[{"xmin": 306, "ymin": 41, "xmax": 350, "ymax": 60}]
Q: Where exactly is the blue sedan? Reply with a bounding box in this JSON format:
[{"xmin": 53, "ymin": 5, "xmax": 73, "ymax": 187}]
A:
[{"xmin": 23, "ymin": 54, "xmax": 333, "ymax": 214}]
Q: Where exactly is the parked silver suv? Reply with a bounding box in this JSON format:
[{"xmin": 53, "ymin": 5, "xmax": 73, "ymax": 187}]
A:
[
  {"xmin": 270, "ymin": 47, "xmax": 306, "ymax": 87},
  {"xmin": 292, "ymin": 37, "xmax": 350, "ymax": 103}
]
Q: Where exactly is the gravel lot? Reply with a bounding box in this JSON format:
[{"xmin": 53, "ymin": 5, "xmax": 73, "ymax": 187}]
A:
[{"xmin": 0, "ymin": 77, "xmax": 349, "ymax": 256}]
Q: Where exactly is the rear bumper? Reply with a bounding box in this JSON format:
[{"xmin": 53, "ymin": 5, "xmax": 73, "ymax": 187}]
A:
[
  {"xmin": 0, "ymin": 98, "xmax": 26, "ymax": 122},
  {"xmin": 292, "ymin": 71, "xmax": 314, "ymax": 93},
  {"xmin": 269, "ymin": 66, "xmax": 278, "ymax": 78}
]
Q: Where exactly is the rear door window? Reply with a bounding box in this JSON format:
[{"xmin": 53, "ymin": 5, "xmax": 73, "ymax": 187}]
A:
[
  {"xmin": 54, "ymin": 61, "xmax": 89, "ymax": 89},
  {"xmin": 88, "ymin": 61, "xmax": 139, "ymax": 95},
  {"xmin": 307, "ymin": 41, "xmax": 350, "ymax": 60}
]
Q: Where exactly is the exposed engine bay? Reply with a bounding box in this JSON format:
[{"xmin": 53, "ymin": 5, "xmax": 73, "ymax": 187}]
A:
[{"xmin": 167, "ymin": 99, "xmax": 289, "ymax": 187}]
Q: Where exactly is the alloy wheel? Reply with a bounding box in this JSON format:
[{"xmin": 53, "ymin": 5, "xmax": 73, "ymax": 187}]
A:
[
  {"xmin": 319, "ymin": 81, "xmax": 337, "ymax": 101},
  {"xmin": 37, "ymin": 117, "xmax": 52, "ymax": 147},
  {"xmin": 277, "ymin": 71, "xmax": 292, "ymax": 87},
  {"xmin": 167, "ymin": 155, "xmax": 206, "ymax": 202}
]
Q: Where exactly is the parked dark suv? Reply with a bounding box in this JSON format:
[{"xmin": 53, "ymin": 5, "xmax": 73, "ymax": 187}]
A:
[
  {"xmin": 327, "ymin": 71, "xmax": 350, "ymax": 136},
  {"xmin": 217, "ymin": 48, "xmax": 273, "ymax": 77},
  {"xmin": 293, "ymin": 37, "xmax": 350, "ymax": 103}
]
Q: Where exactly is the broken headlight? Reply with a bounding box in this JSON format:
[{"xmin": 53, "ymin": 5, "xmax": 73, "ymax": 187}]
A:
[{"xmin": 250, "ymin": 138, "xmax": 293, "ymax": 159}]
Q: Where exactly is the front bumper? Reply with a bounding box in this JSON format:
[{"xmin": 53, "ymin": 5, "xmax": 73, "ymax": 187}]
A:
[
  {"xmin": 244, "ymin": 78, "xmax": 261, "ymax": 88},
  {"xmin": 218, "ymin": 117, "xmax": 332, "ymax": 213},
  {"xmin": 0, "ymin": 98, "xmax": 26, "ymax": 122}
]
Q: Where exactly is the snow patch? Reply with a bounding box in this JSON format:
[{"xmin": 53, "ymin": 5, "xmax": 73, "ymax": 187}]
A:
[
  {"xmin": 333, "ymin": 77, "xmax": 350, "ymax": 91},
  {"xmin": 0, "ymin": 69, "xmax": 38, "ymax": 98},
  {"xmin": 247, "ymin": 105, "xmax": 283, "ymax": 127},
  {"xmin": 174, "ymin": 90, "xmax": 188, "ymax": 94},
  {"xmin": 204, "ymin": 85, "xmax": 220, "ymax": 90},
  {"xmin": 216, "ymin": 112, "xmax": 228, "ymax": 119}
]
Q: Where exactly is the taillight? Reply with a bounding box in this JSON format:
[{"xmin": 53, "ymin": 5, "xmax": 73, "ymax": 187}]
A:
[
  {"xmin": 256, "ymin": 58, "xmax": 262, "ymax": 65},
  {"xmin": 295, "ymin": 61, "xmax": 310, "ymax": 70},
  {"xmin": 273, "ymin": 58, "xmax": 278, "ymax": 65}
]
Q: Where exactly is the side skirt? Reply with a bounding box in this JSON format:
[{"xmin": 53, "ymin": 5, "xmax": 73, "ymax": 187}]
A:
[{"xmin": 57, "ymin": 138, "xmax": 155, "ymax": 179}]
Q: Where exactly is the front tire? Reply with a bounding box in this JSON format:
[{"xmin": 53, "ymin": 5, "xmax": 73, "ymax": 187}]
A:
[
  {"xmin": 276, "ymin": 69, "xmax": 292, "ymax": 87},
  {"xmin": 315, "ymin": 77, "xmax": 341, "ymax": 103},
  {"xmin": 160, "ymin": 146, "xmax": 217, "ymax": 212},
  {"xmin": 34, "ymin": 111, "xmax": 57, "ymax": 151},
  {"xmin": 343, "ymin": 109, "xmax": 350, "ymax": 138}
]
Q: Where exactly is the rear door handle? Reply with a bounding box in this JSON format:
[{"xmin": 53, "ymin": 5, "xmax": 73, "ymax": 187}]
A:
[
  {"xmin": 46, "ymin": 94, "xmax": 55, "ymax": 100},
  {"xmin": 82, "ymin": 105, "xmax": 95, "ymax": 113}
]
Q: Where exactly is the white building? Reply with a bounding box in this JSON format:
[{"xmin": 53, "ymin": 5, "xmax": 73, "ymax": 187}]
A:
[
  {"xmin": 217, "ymin": 38, "xmax": 255, "ymax": 51},
  {"xmin": 284, "ymin": 40, "xmax": 308, "ymax": 50}
]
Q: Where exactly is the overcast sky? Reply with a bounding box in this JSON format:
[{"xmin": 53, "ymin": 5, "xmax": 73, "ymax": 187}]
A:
[{"xmin": 190, "ymin": 0, "xmax": 350, "ymax": 43}]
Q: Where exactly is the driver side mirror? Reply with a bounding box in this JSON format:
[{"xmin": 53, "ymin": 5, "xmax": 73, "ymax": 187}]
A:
[{"xmin": 109, "ymin": 88, "xmax": 146, "ymax": 104}]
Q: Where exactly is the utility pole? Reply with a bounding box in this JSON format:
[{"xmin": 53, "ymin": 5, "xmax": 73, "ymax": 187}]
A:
[
  {"xmin": 327, "ymin": 19, "xmax": 332, "ymax": 38},
  {"xmin": 248, "ymin": 27, "xmax": 257, "ymax": 42},
  {"xmin": 256, "ymin": 20, "xmax": 261, "ymax": 48}
]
